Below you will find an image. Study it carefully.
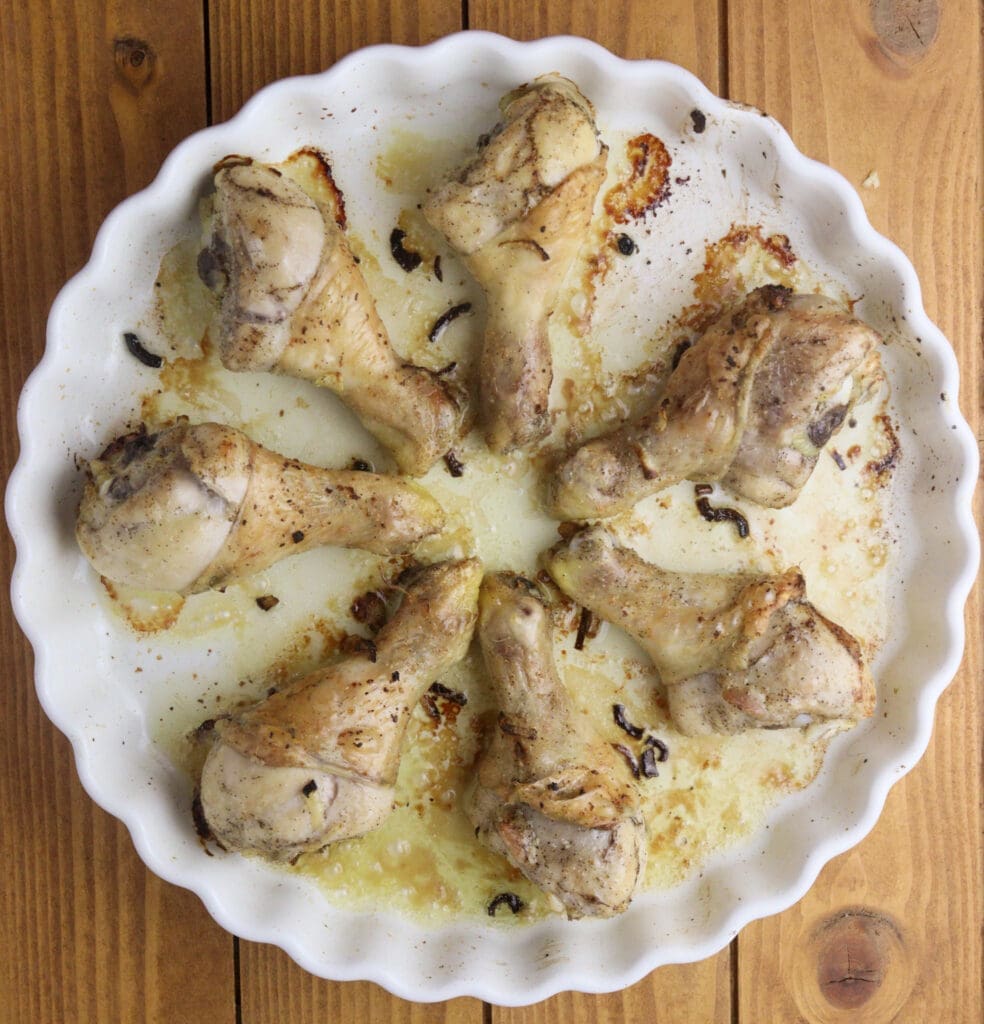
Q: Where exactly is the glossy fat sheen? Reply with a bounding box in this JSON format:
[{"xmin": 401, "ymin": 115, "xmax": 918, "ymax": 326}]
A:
[
  {"xmin": 75, "ymin": 420, "xmax": 445, "ymax": 595},
  {"xmin": 200, "ymin": 558, "xmax": 483, "ymax": 859},
  {"xmin": 548, "ymin": 286, "xmax": 884, "ymax": 518},
  {"xmin": 424, "ymin": 75, "xmax": 607, "ymax": 453},
  {"xmin": 544, "ymin": 528, "xmax": 875, "ymax": 736},
  {"xmin": 202, "ymin": 159, "xmax": 466, "ymax": 475},
  {"xmin": 469, "ymin": 572, "xmax": 646, "ymax": 918}
]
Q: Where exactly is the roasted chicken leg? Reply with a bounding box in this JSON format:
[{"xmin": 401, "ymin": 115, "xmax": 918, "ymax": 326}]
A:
[
  {"xmin": 199, "ymin": 157, "xmax": 466, "ymax": 475},
  {"xmin": 424, "ymin": 75, "xmax": 608, "ymax": 453},
  {"xmin": 544, "ymin": 528, "xmax": 875, "ymax": 735},
  {"xmin": 549, "ymin": 285, "xmax": 883, "ymax": 519},
  {"xmin": 469, "ymin": 572, "xmax": 646, "ymax": 918},
  {"xmin": 76, "ymin": 420, "xmax": 444, "ymax": 594},
  {"xmin": 198, "ymin": 558, "xmax": 482, "ymax": 859}
]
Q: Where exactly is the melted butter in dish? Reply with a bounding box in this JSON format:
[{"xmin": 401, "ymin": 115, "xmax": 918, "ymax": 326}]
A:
[{"xmin": 116, "ymin": 117, "xmax": 900, "ymax": 923}]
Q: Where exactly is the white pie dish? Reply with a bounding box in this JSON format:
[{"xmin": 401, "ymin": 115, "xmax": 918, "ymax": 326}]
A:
[{"xmin": 6, "ymin": 31, "xmax": 979, "ymax": 1004}]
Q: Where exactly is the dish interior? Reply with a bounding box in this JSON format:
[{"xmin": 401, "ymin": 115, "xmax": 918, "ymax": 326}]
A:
[{"xmin": 9, "ymin": 35, "xmax": 977, "ymax": 1002}]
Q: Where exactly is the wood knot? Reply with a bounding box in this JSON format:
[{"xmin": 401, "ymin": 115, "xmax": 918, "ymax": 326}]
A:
[
  {"xmin": 793, "ymin": 906, "xmax": 914, "ymax": 1020},
  {"xmin": 870, "ymin": 0, "xmax": 939, "ymax": 66},
  {"xmin": 113, "ymin": 36, "xmax": 156, "ymax": 92}
]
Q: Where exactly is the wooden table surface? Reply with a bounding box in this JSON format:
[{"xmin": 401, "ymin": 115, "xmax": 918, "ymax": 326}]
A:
[{"xmin": 1, "ymin": 2, "xmax": 980, "ymax": 1021}]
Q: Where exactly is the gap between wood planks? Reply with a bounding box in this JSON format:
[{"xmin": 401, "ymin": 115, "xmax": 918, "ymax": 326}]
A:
[
  {"xmin": 717, "ymin": 0, "xmax": 730, "ymax": 101},
  {"xmin": 234, "ymin": 935, "xmax": 243, "ymax": 1024},
  {"xmin": 718, "ymin": 6, "xmax": 739, "ymax": 1023},
  {"xmin": 203, "ymin": 0, "xmax": 214, "ymax": 125}
]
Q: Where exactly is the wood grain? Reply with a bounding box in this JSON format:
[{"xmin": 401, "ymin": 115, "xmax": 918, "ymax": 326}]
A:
[
  {"xmin": 207, "ymin": 0, "xmax": 462, "ymax": 123},
  {"xmin": 235, "ymin": 954, "xmax": 484, "ymax": 1024},
  {"xmin": 728, "ymin": 0, "xmax": 983, "ymax": 1020},
  {"xmin": 467, "ymin": 0, "xmax": 723, "ymax": 84},
  {"xmin": 0, "ymin": 3, "xmax": 234, "ymax": 1024}
]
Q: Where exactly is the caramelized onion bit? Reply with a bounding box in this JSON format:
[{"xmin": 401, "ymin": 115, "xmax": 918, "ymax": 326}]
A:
[
  {"xmin": 124, "ymin": 331, "xmax": 163, "ymax": 369},
  {"xmin": 420, "ymin": 693, "xmax": 441, "ymax": 722},
  {"xmin": 429, "ymin": 681, "xmax": 467, "ymax": 706},
  {"xmin": 421, "ymin": 682, "xmax": 468, "ymax": 725},
  {"xmin": 612, "ymin": 742, "xmax": 641, "ymax": 778},
  {"xmin": 497, "ymin": 237, "xmax": 550, "ymax": 261},
  {"xmin": 644, "ymin": 734, "xmax": 670, "ymax": 762},
  {"xmin": 487, "ymin": 892, "xmax": 524, "ymax": 917},
  {"xmin": 640, "ymin": 746, "xmax": 661, "ymax": 778},
  {"xmin": 612, "ymin": 703, "xmax": 644, "ymax": 739},
  {"xmin": 574, "ymin": 606, "xmax": 593, "ymax": 650},
  {"xmin": 389, "ymin": 227, "xmax": 422, "ymax": 272},
  {"xmin": 695, "ymin": 493, "xmax": 750, "ymax": 539},
  {"xmin": 604, "ymin": 133, "xmax": 672, "ymax": 223},
  {"xmin": 428, "ymin": 302, "xmax": 472, "ymax": 343}
]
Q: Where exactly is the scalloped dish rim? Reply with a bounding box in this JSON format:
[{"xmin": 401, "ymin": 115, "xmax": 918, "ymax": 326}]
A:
[{"xmin": 6, "ymin": 32, "xmax": 979, "ymax": 1006}]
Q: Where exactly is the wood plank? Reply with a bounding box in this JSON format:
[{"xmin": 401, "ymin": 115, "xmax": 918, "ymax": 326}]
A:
[
  {"xmin": 235, "ymin": 953, "xmax": 484, "ymax": 1024},
  {"xmin": 728, "ymin": 0, "xmax": 983, "ymax": 1020},
  {"xmin": 487, "ymin": 969, "xmax": 732, "ymax": 1024},
  {"xmin": 0, "ymin": 2, "xmax": 235, "ymax": 1023},
  {"xmin": 467, "ymin": 2, "xmax": 735, "ymax": 1020},
  {"xmin": 208, "ymin": 0, "xmax": 462, "ymax": 123},
  {"xmin": 219, "ymin": 4, "xmax": 480, "ymax": 1019},
  {"xmin": 468, "ymin": 0, "xmax": 722, "ymax": 82}
]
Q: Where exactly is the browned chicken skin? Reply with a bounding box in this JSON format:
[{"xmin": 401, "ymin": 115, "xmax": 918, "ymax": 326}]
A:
[
  {"xmin": 199, "ymin": 157, "xmax": 466, "ymax": 475},
  {"xmin": 75, "ymin": 420, "xmax": 445, "ymax": 594},
  {"xmin": 424, "ymin": 75, "xmax": 608, "ymax": 453},
  {"xmin": 469, "ymin": 572, "xmax": 646, "ymax": 917},
  {"xmin": 544, "ymin": 528, "xmax": 875, "ymax": 736},
  {"xmin": 198, "ymin": 558, "xmax": 482, "ymax": 859},
  {"xmin": 549, "ymin": 285, "xmax": 883, "ymax": 519}
]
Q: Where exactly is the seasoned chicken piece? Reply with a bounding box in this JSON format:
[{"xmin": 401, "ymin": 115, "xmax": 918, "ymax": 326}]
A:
[
  {"xmin": 469, "ymin": 573, "xmax": 646, "ymax": 918},
  {"xmin": 199, "ymin": 157, "xmax": 466, "ymax": 475},
  {"xmin": 76, "ymin": 420, "xmax": 444, "ymax": 595},
  {"xmin": 198, "ymin": 558, "xmax": 482, "ymax": 859},
  {"xmin": 424, "ymin": 75, "xmax": 607, "ymax": 453},
  {"xmin": 549, "ymin": 285, "xmax": 883, "ymax": 518},
  {"xmin": 544, "ymin": 528, "xmax": 875, "ymax": 735}
]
